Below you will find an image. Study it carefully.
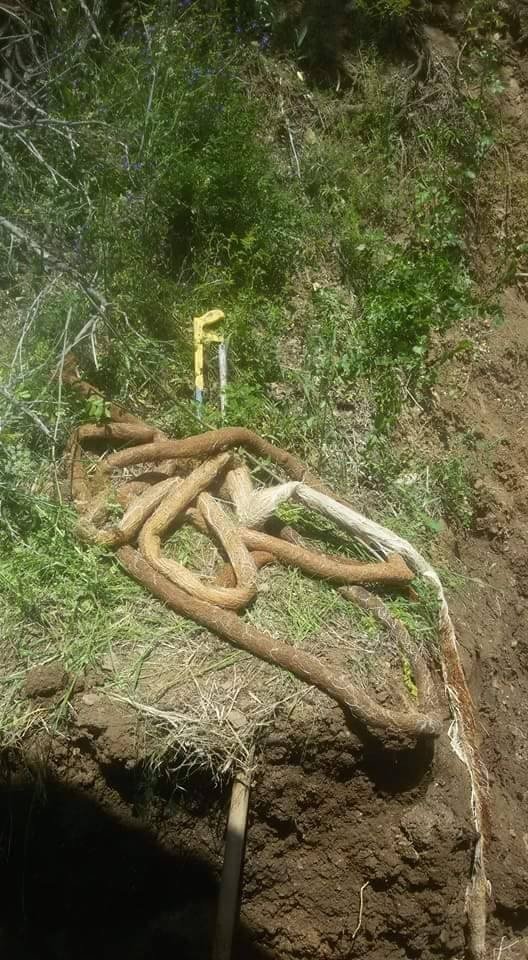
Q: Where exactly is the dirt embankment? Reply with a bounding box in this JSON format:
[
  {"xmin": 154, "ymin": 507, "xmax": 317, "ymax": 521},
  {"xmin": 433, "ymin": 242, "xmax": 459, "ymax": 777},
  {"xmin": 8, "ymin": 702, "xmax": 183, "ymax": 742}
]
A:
[
  {"xmin": 438, "ymin": 41, "xmax": 528, "ymax": 945},
  {"xmin": 0, "ymin": 708, "xmax": 476, "ymax": 960}
]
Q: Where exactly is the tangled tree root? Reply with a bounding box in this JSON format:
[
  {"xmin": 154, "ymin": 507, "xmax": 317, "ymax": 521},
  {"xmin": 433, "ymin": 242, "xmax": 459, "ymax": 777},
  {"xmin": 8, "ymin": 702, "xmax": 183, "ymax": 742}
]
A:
[
  {"xmin": 118, "ymin": 546, "xmax": 440, "ymax": 741},
  {"xmin": 61, "ymin": 354, "xmax": 490, "ymax": 959}
]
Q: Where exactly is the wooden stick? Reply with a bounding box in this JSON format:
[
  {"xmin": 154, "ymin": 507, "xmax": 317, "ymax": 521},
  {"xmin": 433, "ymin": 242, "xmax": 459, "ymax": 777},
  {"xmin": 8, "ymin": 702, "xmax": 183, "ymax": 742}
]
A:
[{"xmin": 213, "ymin": 750, "xmax": 254, "ymax": 960}]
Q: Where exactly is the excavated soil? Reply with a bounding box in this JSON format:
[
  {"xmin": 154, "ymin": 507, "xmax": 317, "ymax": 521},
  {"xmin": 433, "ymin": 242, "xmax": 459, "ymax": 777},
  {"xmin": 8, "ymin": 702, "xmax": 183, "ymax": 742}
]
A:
[
  {"xmin": 0, "ymin": 710, "xmax": 476, "ymax": 960},
  {"xmin": 2, "ymin": 18, "xmax": 528, "ymax": 960}
]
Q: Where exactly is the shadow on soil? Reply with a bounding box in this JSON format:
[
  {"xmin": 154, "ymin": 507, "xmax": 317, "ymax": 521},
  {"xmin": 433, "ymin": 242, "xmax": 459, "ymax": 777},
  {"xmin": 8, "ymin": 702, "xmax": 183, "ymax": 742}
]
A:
[{"xmin": 0, "ymin": 765, "xmax": 275, "ymax": 960}]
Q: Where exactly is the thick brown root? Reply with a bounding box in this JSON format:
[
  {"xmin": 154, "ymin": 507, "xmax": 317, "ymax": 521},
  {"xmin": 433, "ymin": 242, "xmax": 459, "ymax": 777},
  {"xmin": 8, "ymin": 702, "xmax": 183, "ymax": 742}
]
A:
[{"xmin": 118, "ymin": 547, "xmax": 441, "ymax": 742}]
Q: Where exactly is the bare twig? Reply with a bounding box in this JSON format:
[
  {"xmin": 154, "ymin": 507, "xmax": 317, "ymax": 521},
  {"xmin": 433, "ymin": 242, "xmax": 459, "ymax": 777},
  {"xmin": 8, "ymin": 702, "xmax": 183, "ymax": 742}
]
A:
[
  {"xmin": 0, "ymin": 215, "xmax": 109, "ymax": 317},
  {"xmin": 503, "ymin": 144, "xmax": 512, "ymax": 243},
  {"xmin": 62, "ymin": 315, "xmax": 100, "ymax": 360},
  {"xmin": 0, "ymin": 139, "xmax": 16, "ymax": 172},
  {"xmin": 0, "ymin": 117, "xmax": 108, "ymax": 131},
  {"xmin": 14, "ymin": 130, "xmax": 78, "ymax": 189},
  {"xmin": 286, "ymin": 122, "xmax": 301, "ymax": 178},
  {"xmin": 0, "ymin": 384, "xmax": 51, "ymax": 437},
  {"xmin": 0, "ymin": 75, "xmax": 47, "ymax": 116},
  {"xmin": 139, "ymin": 68, "xmax": 157, "ymax": 158},
  {"xmin": 0, "ymin": 217, "xmax": 108, "ymax": 365},
  {"xmin": 51, "ymin": 306, "xmax": 72, "ymax": 498},
  {"xmin": 0, "ymin": 214, "xmax": 66, "ymax": 267},
  {"xmin": 11, "ymin": 278, "xmax": 59, "ymax": 375},
  {"xmin": 0, "ymin": 5, "xmax": 31, "ymax": 29},
  {"xmin": 138, "ymin": 18, "xmax": 157, "ymax": 158},
  {"xmin": 456, "ymin": 40, "xmax": 468, "ymax": 77},
  {"xmin": 78, "ymin": 0, "xmax": 104, "ymax": 44}
]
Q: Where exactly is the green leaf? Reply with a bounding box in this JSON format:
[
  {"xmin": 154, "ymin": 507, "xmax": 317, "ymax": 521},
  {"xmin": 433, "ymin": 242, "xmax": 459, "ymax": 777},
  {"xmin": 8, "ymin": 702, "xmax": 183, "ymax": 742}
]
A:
[{"xmin": 85, "ymin": 395, "xmax": 110, "ymax": 422}]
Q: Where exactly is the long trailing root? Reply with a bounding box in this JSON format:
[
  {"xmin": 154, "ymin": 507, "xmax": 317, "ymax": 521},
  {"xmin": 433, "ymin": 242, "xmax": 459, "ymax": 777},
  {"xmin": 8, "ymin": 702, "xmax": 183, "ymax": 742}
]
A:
[
  {"xmin": 99, "ymin": 428, "xmax": 323, "ymax": 485},
  {"xmin": 70, "ymin": 422, "xmax": 158, "ymax": 446},
  {"xmin": 117, "ymin": 546, "xmax": 440, "ymax": 741},
  {"xmin": 187, "ymin": 499, "xmax": 414, "ymax": 589},
  {"xmin": 213, "ymin": 550, "xmax": 276, "ymax": 586},
  {"xmin": 187, "ymin": 505, "xmax": 413, "ymax": 588},
  {"xmin": 339, "ymin": 585, "xmax": 440, "ymax": 720},
  {"xmin": 75, "ymin": 476, "xmax": 182, "ymax": 547},
  {"xmin": 238, "ymin": 528, "xmax": 413, "ymax": 586},
  {"xmin": 62, "ymin": 353, "xmax": 166, "ymax": 434}
]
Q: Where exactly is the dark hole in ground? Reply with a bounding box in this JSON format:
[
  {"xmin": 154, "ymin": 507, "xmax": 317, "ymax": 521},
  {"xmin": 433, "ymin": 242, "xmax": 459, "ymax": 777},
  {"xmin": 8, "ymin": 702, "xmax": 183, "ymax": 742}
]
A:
[
  {"xmin": 0, "ymin": 762, "xmax": 276, "ymax": 960},
  {"xmin": 356, "ymin": 729, "xmax": 436, "ymax": 794}
]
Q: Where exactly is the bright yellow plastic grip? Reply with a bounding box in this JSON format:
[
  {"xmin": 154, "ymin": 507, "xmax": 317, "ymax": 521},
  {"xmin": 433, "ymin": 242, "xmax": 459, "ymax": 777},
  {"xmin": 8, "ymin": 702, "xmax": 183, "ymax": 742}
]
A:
[{"xmin": 193, "ymin": 309, "xmax": 225, "ymax": 405}]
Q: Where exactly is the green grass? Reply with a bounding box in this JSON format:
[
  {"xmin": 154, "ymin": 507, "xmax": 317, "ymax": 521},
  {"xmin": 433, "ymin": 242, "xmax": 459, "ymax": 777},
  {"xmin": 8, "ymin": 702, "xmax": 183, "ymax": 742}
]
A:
[{"xmin": 361, "ymin": 437, "xmax": 475, "ymax": 543}]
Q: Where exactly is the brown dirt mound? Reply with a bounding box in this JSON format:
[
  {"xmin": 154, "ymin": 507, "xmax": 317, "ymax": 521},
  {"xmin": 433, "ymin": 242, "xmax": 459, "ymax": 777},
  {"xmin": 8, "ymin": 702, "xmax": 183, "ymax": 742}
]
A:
[
  {"xmin": 0, "ymin": 705, "xmax": 474, "ymax": 960},
  {"xmin": 242, "ymin": 709, "xmax": 474, "ymax": 959}
]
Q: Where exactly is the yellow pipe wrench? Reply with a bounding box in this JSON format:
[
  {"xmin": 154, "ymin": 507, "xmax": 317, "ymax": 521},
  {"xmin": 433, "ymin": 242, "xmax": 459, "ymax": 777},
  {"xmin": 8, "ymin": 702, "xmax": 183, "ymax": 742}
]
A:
[{"xmin": 193, "ymin": 309, "xmax": 227, "ymax": 416}]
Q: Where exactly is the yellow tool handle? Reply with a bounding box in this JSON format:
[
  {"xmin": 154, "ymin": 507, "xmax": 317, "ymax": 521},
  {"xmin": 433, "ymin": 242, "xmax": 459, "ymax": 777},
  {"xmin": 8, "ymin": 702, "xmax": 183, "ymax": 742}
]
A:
[{"xmin": 193, "ymin": 309, "xmax": 225, "ymax": 402}]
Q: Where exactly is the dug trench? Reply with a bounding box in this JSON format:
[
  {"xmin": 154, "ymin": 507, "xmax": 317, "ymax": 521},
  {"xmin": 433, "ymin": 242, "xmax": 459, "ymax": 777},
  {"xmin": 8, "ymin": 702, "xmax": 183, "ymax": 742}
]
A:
[{"xmin": 0, "ymin": 705, "xmax": 475, "ymax": 960}]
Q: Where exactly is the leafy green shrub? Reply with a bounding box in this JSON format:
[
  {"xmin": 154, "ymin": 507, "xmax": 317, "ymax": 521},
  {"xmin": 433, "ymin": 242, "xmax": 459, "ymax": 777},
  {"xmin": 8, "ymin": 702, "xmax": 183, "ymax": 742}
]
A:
[
  {"xmin": 0, "ymin": 443, "xmax": 42, "ymax": 541},
  {"xmin": 360, "ymin": 437, "xmax": 474, "ymax": 542},
  {"xmin": 263, "ymin": 0, "xmax": 420, "ymax": 79},
  {"xmin": 366, "ymin": 0, "xmax": 411, "ymax": 14},
  {"xmin": 344, "ymin": 176, "xmax": 474, "ymax": 424},
  {"xmin": 0, "ymin": 7, "xmax": 305, "ymax": 406}
]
